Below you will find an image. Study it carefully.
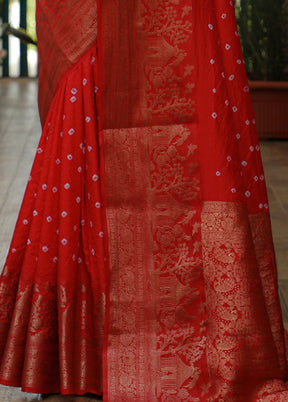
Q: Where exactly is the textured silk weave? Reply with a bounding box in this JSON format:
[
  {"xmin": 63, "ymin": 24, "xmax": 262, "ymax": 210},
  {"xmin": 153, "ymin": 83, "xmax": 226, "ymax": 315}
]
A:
[
  {"xmin": 0, "ymin": 0, "xmax": 288, "ymax": 401},
  {"xmin": 36, "ymin": 0, "xmax": 98, "ymax": 125}
]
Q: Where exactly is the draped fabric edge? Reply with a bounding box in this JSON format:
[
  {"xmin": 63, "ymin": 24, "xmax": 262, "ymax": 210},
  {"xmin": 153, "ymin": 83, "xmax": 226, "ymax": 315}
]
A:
[{"xmin": 0, "ymin": 43, "xmax": 106, "ymax": 396}]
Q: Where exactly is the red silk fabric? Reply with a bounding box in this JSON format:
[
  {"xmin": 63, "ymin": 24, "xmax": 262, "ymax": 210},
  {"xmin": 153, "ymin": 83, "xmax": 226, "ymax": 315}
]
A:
[
  {"xmin": 0, "ymin": 48, "xmax": 105, "ymax": 396},
  {"xmin": 0, "ymin": 0, "xmax": 288, "ymax": 401}
]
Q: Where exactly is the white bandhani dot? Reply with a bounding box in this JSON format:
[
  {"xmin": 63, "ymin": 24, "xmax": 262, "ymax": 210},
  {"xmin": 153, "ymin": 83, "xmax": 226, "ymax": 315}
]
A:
[
  {"xmin": 221, "ymin": 72, "xmax": 225, "ymax": 78},
  {"xmin": 76, "ymin": 197, "xmax": 81, "ymax": 203},
  {"xmin": 232, "ymin": 106, "xmax": 238, "ymax": 112},
  {"xmin": 78, "ymin": 166, "xmax": 82, "ymax": 173},
  {"xmin": 63, "ymin": 114, "xmax": 66, "ymax": 120},
  {"xmin": 254, "ymin": 176, "xmax": 259, "ymax": 182},
  {"xmin": 94, "ymin": 86, "xmax": 99, "ymax": 93},
  {"xmin": 85, "ymin": 116, "xmax": 91, "ymax": 123},
  {"xmin": 225, "ymin": 43, "xmax": 231, "ymax": 50},
  {"xmin": 264, "ymin": 203, "xmax": 269, "ymax": 209},
  {"xmin": 70, "ymin": 96, "xmax": 77, "ymax": 103},
  {"xmin": 249, "ymin": 146, "xmax": 255, "ymax": 152},
  {"xmin": 61, "ymin": 211, "xmax": 68, "ymax": 218},
  {"xmin": 212, "ymin": 112, "xmax": 218, "ymax": 119},
  {"xmin": 73, "ymin": 225, "xmax": 78, "ymax": 232},
  {"xmin": 71, "ymin": 88, "xmax": 78, "ymax": 95},
  {"xmin": 27, "ymin": 239, "xmax": 31, "ymax": 245},
  {"xmin": 92, "ymin": 174, "xmax": 99, "ymax": 182},
  {"xmin": 67, "ymin": 154, "xmax": 73, "ymax": 160},
  {"xmin": 241, "ymin": 161, "xmax": 248, "ymax": 167},
  {"xmin": 23, "ymin": 219, "xmax": 29, "ymax": 225},
  {"xmin": 72, "ymin": 254, "xmax": 76, "ymax": 261},
  {"xmin": 210, "ymin": 59, "xmax": 215, "ymax": 65},
  {"xmin": 212, "ymin": 88, "xmax": 217, "ymax": 94},
  {"xmin": 245, "ymin": 191, "xmax": 251, "ymax": 198},
  {"xmin": 227, "ymin": 156, "xmax": 232, "ymax": 162},
  {"xmin": 216, "ymin": 171, "xmax": 221, "ymax": 177},
  {"xmin": 256, "ymin": 145, "xmax": 260, "ymax": 151},
  {"xmin": 260, "ymin": 175, "xmax": 265, "ymax": 181},
  {"xmin": 87, "ymin": 193, "xmax": 91, "ymax": 200},
  {"xmin": 259, "ymin": 203, "xmax": 264, "ymax": 209},
  {"xmin": 33, "ymin": 210, "xmax": 38, "ymax": 217},
  {"xmin": 52, "ymin": 186, "xmax": 58, "ymax": 193},
  {"xmin": 56, "ymin": 158, "xmax": 61, "ymax": 165},
  {"xmin": 243, "ymin": 86, "xmax": 249, "ymax": 93},
  {"xmin": 81, "ymin": 219, "xmax": 85, "ymax": 226},
  {"xmin": 34, "ymin": 193, "xmax": 37, "ymax": 198},
  {"xmin": 91, "ymin": 56, "xmax": 96, "ymax": 64},
  {"xmin": 90, "ymin": 221, "xmax": 93, "ymax": 228},
  {"xmin": 78, "ymin": 257, "xmax": 82, "ymax": 264},
  {"xmin": 42, "ymin": 184, "xmax": 48, "ymax": 190},
  {"xmin": 236, "ymin": 133, "xmax": 241, "ymax": 139},
  {"xmin": 245, "ymin": 120, "xmax": 250, "ymax": 125},
  {"xmin": 95, "ymin": 202, "xmax": 101, "ymax": 208},
  {"xmin": 28, "ymin": 175, "xmax": 32, "ymax": 182},
  {"xmin": 61, "ymin": 238, "xmax": 68, "ymax": 246},
  {"xmin": 208, "ymin": 24, "xmax": 214, "ymax": 30},
  {"xmin": 37, "ymin": 147, "xmax": 43, "ymax": 154},
  {"xmin": 68, "ymin": 128, "xmax": 75, "ymax": 135},
  {"xmin": 252, "ymin": 118, "xmax": 256, "ymax": 124},
  {"xmin": 60, "ymin": 131, "xmax": 63, "ymax": 137},
  {"xmin": 99, "ymin": 231, "xmax": 104, "ymax": 238},
  {"xmin": 56, "ymin": 229, "xmax": 60, "ymax": 235},
  {"xmin": 237, "ymin": 59, "xmax": 242, "ymax": 64},
  {"xmin": 91, "ymin": 249, "xmax": 96, "ymax": 256},
  {"xmin": 64, "ymin": 183, "xmax": 71, "ymax": 190},
  {"xmin": 221, "ymin": 13, "xmax": 227, "ymax": 19},
  {"xmin": 83, "ymin": 78, "xmax": 88, "ymax": 86},
  {"xmin": 231, "ymin": 188, "xmax": 236, "ymax": 193},
  {"xmin": 47, "ymin": 216, "xmax": 53, "ymax": 222},
  {"xmin": 42, "ymin": 246, "xmax": 49, "ymax": 253},
  {"xmin": 53, "ymin": 257, "xmax": 58, "ymax": 263},
  {"xmin": 225, "ymin": 100, "xmax": 230, "ymax": 106},
  {"xmin": 87, "ymin": 146, "xmax": 93, "ymax": 152},
  {"xmin": 12, "ymin": 248, "xmax": 17, "ymax": 253}
]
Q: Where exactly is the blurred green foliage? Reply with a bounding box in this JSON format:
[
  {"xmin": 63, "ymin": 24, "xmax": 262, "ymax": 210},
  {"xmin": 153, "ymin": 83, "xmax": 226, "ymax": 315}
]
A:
[{"xmin": 235, "ymin": 0, "xmax": 288, "ymax": 81}]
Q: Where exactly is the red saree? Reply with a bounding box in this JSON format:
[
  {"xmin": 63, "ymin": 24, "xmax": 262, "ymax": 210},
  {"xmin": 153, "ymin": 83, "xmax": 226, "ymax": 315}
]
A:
[{"xmin": 0, "ymin": 0, "xmax": 288, "ymax": 400}]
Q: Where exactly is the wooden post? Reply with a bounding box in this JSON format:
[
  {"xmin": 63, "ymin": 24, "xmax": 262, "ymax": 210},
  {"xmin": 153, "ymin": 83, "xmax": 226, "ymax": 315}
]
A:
[
  {"xmin": 2, "ymin": 0, "xmax": 9, "ymax": 77},
  {"xmin": 20, "ymin": 0, "xmax": 28, "ymax": 76}
]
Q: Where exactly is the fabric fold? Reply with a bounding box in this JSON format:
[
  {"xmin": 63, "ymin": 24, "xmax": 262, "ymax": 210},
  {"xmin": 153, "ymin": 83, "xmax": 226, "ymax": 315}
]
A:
[{"xmin": 0, "ymin": 46, "xmax": 105, "ymax": 395}]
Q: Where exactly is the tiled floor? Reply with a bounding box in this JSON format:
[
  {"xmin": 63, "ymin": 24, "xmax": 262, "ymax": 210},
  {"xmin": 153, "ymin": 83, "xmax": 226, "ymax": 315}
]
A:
[
  {"xmin": 0, "ymin": 78, "xmax": 287, "ymax": 401},
  {"xmin": 260, "ymin": 140, "xmax": 288, "ymax": 330}
]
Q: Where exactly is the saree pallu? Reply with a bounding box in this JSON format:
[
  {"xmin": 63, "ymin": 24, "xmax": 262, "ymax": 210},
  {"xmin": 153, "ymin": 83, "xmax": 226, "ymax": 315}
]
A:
[{"xmin": 0, "ymin": 0, "xmax": 288, "ymax": 401}]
